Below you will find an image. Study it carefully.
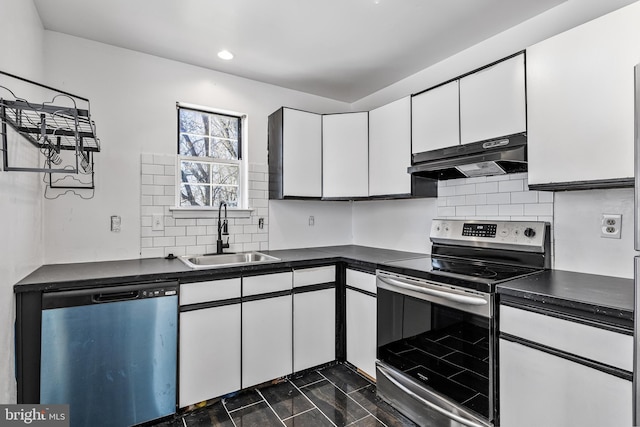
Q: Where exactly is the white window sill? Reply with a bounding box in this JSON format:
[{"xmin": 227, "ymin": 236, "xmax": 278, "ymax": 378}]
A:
[{"xmin": 169, "ymin": 207, "xmax": 253, "ymax": 219}]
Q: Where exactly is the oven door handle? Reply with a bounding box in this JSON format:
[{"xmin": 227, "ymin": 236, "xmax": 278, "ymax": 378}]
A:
[
  {"xmin": 377, "ymin": 363, "xmax": 489, "ymax": 427},
  {"xmin": 377, "ymin": 274, "xmax": 487, "ymax": 306}
]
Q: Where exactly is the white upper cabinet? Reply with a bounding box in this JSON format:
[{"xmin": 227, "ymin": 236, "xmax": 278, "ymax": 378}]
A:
[
  {"xmin": 283, "ymin": 108, "xmax": 322, "ymax": 197},
  {"xmin": 268, "ymin": 108, "xmax": 322, "ymax": 199},
  {"xmin": 322, "ymin": 112, "xmax": 369, "ymax": 198},
  {"xmin": 411, "ymin": 80, "xmax": 460, "ymax": 153},
  {"xmin": 527, "ymin": 3, "xmax": 640, "ymax": 186},
  {"xmin": 369, "ymin": 97, "xmax": 411, "ymax": 196},
  {"xmin": 459, "ymin": 53, "xmax": 526, "ymax": 144}
]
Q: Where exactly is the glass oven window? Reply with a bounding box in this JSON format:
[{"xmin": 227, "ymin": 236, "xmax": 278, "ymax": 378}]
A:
[{"xmin": 377, "ymin": 288, "xmax": 491, "ymax": 419}]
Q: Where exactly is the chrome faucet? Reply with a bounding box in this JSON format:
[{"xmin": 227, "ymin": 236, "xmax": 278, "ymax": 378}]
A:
[{"xmin": 216, "ymin": 201, "xmax": 229, "ymax": 254}]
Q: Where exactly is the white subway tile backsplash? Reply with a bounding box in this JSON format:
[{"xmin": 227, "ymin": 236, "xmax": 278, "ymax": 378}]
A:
[
  {"xmin": 476, "ymin": 182, "xmax": 499, "ymax": 193},
  {"xmin": 436, "ymin": 173, "xmax": 553, "ymax": 223},
  {"xmin": 486, "ymin": 192, "xmax": 511, "ymax": 205},
  {"xmin": 140, "ymin": 154, "xmax": 270, "ymax": 256},
  {"xmin": 456, "ymin": 206, "xmax": 476, "ymax": 217},
  {"xmin": 499, "ymin": 204, "xmax": 524, "ymax": 216},
  {"xmin": 141, "ymin": 164, "xmax": 165, "ymax": 175},
  {"xmin": 465, "ymin": 194, "xmax": 487, "ymax": 206},
  {"xmin": 437, "ymin": 206, "xmax": 456, "ymax": 217},
  {"xmin": 524, "ymin": 203, "xmax": 554, "ymax": 216},
  {"xmin": 498, "ymin": 179, "xmax": 524, "ymax": 193},
  {"xmin": 437, "ymin": 185, "xmax": 457, "ymax": 197},
  {"xmin": 448, "ymin": 195, "xmax": 467, "ymax": 206},
  {"xmin": 456, "ymin": 184, "xmax": 477, "ymax": 195},
  {"xmin": 539, "ymin": 191, "xmax": 554, "ymax": 203},
  {"xmin": 511, "ymin": 191, "xmax": 538, "ymax": 204},
  {"xmin": 476, "ymin": 205, "xmax": 499, "ymax": 216}
]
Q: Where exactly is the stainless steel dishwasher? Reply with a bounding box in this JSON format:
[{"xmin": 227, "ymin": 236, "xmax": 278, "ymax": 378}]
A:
[{"xmin": 40, "ymin": 281, "xmax": 178, "ymax": 427}]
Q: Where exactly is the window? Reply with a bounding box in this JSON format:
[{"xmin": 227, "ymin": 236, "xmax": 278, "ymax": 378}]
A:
[{"xmin": 177, "ymin": 105, "xmax": 244, "ymax": 208}]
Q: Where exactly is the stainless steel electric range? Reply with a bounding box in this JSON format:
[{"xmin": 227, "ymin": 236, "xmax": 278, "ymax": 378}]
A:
[{"xmin": 376, "ymin": 219, "xmax": 551, "ymax": 427}]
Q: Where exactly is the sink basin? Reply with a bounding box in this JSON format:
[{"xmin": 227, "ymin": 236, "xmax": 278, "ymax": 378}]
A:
[{"xmin": 179, "ymin": 251, "xmax": 281, "ymax": 269}]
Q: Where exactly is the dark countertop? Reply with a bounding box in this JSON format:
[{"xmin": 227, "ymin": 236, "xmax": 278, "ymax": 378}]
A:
[
  {"xmin": 497, "ymin": 269, "xmax": 634, "ymax": 328},
  {"xmin": 14, "ymin": 245, "xmax": 426, "ymax": 293}
]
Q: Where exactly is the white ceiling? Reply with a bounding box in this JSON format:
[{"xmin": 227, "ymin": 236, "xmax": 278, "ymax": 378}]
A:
[{"xmin": 33, "ymin": 0, "xmax": 574, "ymax": 102}]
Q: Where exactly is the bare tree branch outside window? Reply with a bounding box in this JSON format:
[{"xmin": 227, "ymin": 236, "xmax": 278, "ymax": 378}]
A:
[{"xmin": 178, "ymin": 107, "xmax": 241, "ymax": 208}]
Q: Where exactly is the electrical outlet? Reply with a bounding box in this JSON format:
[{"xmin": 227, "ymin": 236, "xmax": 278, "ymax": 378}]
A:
[
  {"xmin": 152, "ymin": 214, "xmax": 164, "ymax": 231},
  {"xmin": 308, "ymin": 216, "xmax": 315, "ymax": 226},
  {"xmin": 601, "ymin": 214, "xmax": 621, "ymax": 239}
]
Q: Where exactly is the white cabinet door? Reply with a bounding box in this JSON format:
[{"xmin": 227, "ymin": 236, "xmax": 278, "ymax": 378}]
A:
[
  {"xmin": 459, "ymin": 53, "xmax": 526, "ymax": 144},
  {"xmin": 346, "ymin": 288, "xmax": 376, "ymax": 380},
  {"xmin": 293, "ymin": 289, "xmax": 335, "ymax": 372},
  {"xmin": 369, "ymin": 97, "xmax": 411, "ymax": 196},
  {"xmin": 179, "ymin": 304, "xmax": 241, "ymax": 407},
  {"xmin": 500, "ymin": 339, "xmax": 632, "ymax": 427},
  {"xmin": 283, "ymin": 108, "xmax": 322, "ymax": 197},
  {"xmin": 242, "ymin": 295, "xmax": 293, "ymax": 388},
  {"xmin": 527, "ymin": 4, "xmax": 640, "ymax": 185},
  {"xmin": 411, "ymin": 80, "xmax": 460, "ymax": 153},
  {"xmin": 322, "ymin": 112, "xmax": 369, "ymax": 198}
]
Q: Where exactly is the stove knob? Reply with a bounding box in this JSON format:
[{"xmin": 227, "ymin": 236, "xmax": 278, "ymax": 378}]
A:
[{"xmin": 524, "ymin": 227, "xmax": 536, "ymax": 238}]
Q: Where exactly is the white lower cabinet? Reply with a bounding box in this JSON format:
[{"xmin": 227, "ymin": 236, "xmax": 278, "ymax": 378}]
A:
[
  {"xmin": 293, "ymin": 266, "xmax": 336, "ymax": 372},
  {"xmin": 179, "ymin": 278, "xmax": 241, "ymax": 407},
  {"xmin": 242, "ymin": 272, "xmax": 293, "ymax": 388},
  {"xmin": 294, "ymin": 289, "xmax": 335, "ymax": 372},
  {"xmin": 346, "ymin": 269, "xmax": 377, "ymax": 379},
  {"xmin": 500, "ymin": 339, "xmax": 631, "ymax": 427},
  {"xmin": 499, "ymin": 304, "xmax": 632, "ymax": 427}
]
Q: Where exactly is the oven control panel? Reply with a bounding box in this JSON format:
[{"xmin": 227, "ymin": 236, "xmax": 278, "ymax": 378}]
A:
[{"xmin": 431, "ymin": 219, "xmax": 548, "ymax": 252}]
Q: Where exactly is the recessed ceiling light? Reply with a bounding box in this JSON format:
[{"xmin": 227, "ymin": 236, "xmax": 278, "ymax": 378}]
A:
[{"xmin": 217, "ymin": 50, "xmax": 234, "ymax": 60}]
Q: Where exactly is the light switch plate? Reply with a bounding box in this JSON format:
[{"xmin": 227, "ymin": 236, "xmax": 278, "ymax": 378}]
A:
[
  {"xmin": 152, "ymin": 214, "xmax": 164, "ymax": 231},
  {"xmin": 110, "ymin": 215, "xmax": 121, "ymax": 232}
]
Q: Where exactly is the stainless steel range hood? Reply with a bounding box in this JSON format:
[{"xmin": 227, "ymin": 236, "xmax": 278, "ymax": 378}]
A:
[{"xmin": 408, "ymin": 133, "xmax": 527, "ymax": 180}]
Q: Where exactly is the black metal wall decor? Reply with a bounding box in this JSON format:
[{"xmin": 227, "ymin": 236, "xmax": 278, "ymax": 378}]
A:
[{"xmin": 0, "ymin": 70, "xmax": 99, "ymax": 193}]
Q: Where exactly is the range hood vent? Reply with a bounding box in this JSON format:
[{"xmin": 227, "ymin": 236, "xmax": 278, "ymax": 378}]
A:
[{"xmin": 408, "ymin": 133, "xmax": 527, "ymax": 180}]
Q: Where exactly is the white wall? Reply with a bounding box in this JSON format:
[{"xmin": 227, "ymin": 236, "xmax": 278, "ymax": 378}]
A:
[
  {"xmin": 554, "ymin": 189, "xmax": 635, "ymax": 278},
  {"xmin": 268, "ymin": 200, "xmax": 352, "ymax": 250},
  {"xmin": 0, "ymin": 0, "xmax": 45, "ymax": 404},
  {"xmin": 41, "ymin": 32, "xmax": 350, "ymax": 264},
  {"xmin": 352, "ymin": 198, "xmax": 436, "ymax": 254}
]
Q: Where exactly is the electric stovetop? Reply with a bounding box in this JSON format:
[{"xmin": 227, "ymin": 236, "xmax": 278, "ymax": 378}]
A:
[{"xmin": 381, "ymin": 255, "xmax": 543, "ymax": 293}]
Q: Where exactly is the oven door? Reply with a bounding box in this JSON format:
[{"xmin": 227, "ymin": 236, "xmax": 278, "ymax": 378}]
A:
[{"xmin": 376, "ymin": 270, "xmax": 493, "ymax": 427}]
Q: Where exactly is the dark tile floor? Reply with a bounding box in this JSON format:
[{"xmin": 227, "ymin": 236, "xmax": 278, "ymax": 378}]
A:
[{"xmin": 153, "ymin": 363, "xmax": 417, "ymax": 427}]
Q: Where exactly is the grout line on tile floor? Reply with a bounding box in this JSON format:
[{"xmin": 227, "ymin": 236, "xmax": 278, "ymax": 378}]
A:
[
  {"xmin": 256, "ymin": 388, "xmax": 288, "ymax": 427},
  {"xmin": 289, "ymin": 377, "xmax": 338, "ymax": 427},
  {"xmin": 280, "ymin": 407, "xmax": 316, "ymax": 422},
  {"xmin": 181, "ymin": 417, "xmax": 187, "ymax": 427},
  {"xmin": 295, "ymin": 377, "xmax": 326, "ymax": 389},
  {"xmin": 345, "ymin": 415, "xmax": 371, "ymax": 427},
  {"xmin": 221, "ymin": 398, "xmax": 240, "ymax": 427},
  {"xmin": 225, "ymin": 398, "xmax": 264, "ymax": 414},
  {"xmin": 346, "ymin": 383, "xmax": 371, "ymax": 395},
  {"xmin": 317, "ymin": 369, "xmax": 390, "ymax": 427}
]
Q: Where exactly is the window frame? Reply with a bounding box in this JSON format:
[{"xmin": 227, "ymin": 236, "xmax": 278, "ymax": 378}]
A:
[{"xmin": 174, "ymin": 102, "xmax": 248, "ymax": 211}]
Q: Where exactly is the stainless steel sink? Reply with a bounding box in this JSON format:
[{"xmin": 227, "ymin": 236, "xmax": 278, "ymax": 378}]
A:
[{"xmin": 179, "ymin": 251, "xmax": 281, "ymax": 269}]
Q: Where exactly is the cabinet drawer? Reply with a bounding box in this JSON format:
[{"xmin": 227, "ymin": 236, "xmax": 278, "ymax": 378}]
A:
[
  {"xmin": 346, "ymin": 269, "xmax": 376, "ymax": 294},
  {"xmin": 293, "ymin": 266, "xmax": 335, "ymax": 288},
  {"xmin": 243, "ymin": 272, "xmax": 292, "ymax": 296},
  {"xmin": 180, "ymin": 278, "xmax": 241, "ymax": 306},
  {"xmin": 500, "ymin": 305, "xmax": 632, "ymax": 371}
]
